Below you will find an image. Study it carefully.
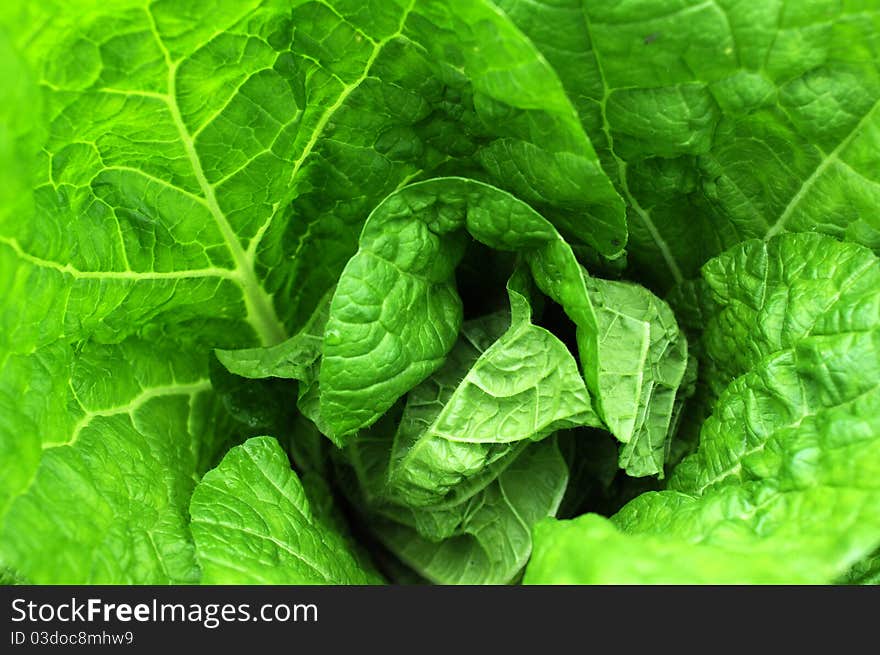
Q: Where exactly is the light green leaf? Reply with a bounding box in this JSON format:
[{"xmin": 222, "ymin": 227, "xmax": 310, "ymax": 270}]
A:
[
  {"xmin": 0, "ymin": 338, "xmax": 227, "ymax": 584},
  {"xmin": 670, "ymin": 235, "xmax": 880, "ymax": 495},
  {"xmin": 610, "ymin": 481, "xmax": 880, "ymax": 582},
  {"xmin": 190, "ymin": 436, "xmax": 381, "ymax": 584},
  {"xmin": 386, "ymin": 277, "xmax": 596, "ymax": 507},
  {"xmin": 334, "ymin": 277, "xmax": 582, "ymax": 583},
  {"xmin": 525, "ymin": 513, "xmax": 826, "ymax": 585},
  {"xmin": 0, "ymin": 28, "xmax": 38, "ymax": 229},
  {"xmin": 699, "ymin": 232, "xmax": 880, "ymax": 399},
  {"xmin": 317, "ymin": 191, "xmax": 467, "ymax": 441},
  {"xmin": 585, "ymin": 277, "xmax": 688, "ymax": 477}
]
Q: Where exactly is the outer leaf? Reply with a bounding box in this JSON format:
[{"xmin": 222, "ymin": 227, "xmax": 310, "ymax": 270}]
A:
[
  {"xmin": 0, "ymin": 340, "xmax": 227, "ymax": 583},
  {"xmin": 0, "ymin": 28, "xmax": 37, "ymax": 227},
  {"xmin": 670, "ymin": 235, "xmax": 880, "ymax": 495},
  {"xmin": 0, "ymin": 28, "xmax": 40, "ymax": 524},
  {"xmin": 497, "ymin": 0, "xmax": 880, "ymax": 287},
  {"xmin": 525, "ymin": 514, "xmax": 823, "ymax": 585},
  {"xmin": 698, "ymin": 232, "xmax": 880, "ymax": 399},
  {"xmin": 526, "ymin": 234, "xmax": 880, "ymax": 584},
  {"xmin": 190, "ymin": 436, "xmax": 380, "ymax": 584},
  {"xmin": 608, "ymin": 481, "xmax": 880, "ymax": 583},
  {"xmin": 670, "ymin": 332, "xmax": 880, "ymax": 497}
]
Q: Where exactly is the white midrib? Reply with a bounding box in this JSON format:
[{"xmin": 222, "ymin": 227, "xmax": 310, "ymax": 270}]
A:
[
  {"xmin": 164, "ymin": 62, "xmax": 286, "ymax": 346},
  {"xmin": 247, "ymin": 0, "xmax": 418, "ymax": 261},
  {"xmin": 614, "ymin": 159, "xmax": 685, "ymax": 285},
  {"xmin": 577, "ymin": 11, "xmax": 684, "ymax": 284},
  {"xmin": 765, "ymin": 97, "xmax": 880, "ymax": 240},
  {"xmin": 0, "ymin": 235, "xmax": 237, "ymax": 281},
  {"xmin": 151, "ymin": 1, "xmax": 417, "ymax": 326},
  {"xmin": 47, "ymin": 379, "xmax": 213, "ymax": 449},
  {"xmin": 141, "ymin": 6, "xmax": 286, "ymax": 346}
]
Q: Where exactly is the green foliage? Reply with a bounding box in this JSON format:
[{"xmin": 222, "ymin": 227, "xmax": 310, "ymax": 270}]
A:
[{"xmin": 1, "ymin": 0, "xmax": 878, "ymax": 585}]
